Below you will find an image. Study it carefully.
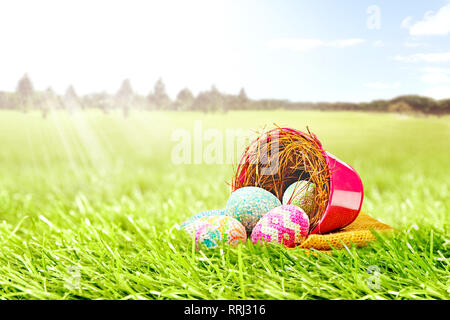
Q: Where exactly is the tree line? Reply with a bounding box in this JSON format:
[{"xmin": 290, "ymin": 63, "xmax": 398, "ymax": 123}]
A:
[{"xmin": 1, "ymin": 74, "xmax": 449, "ymax": 117}]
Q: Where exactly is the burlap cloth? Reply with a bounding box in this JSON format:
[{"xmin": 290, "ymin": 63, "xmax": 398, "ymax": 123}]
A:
[{"xmin": 296, "ymin": 213, "xmax": 393, "ymax": 253}]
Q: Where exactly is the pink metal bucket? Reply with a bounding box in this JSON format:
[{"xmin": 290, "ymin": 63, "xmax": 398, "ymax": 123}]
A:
[
  {"xmin": 312, "ymin": 150, "xmax": 364, "ymax": 234},
  {"xmin": 282, "ymin": 128, "xmax": 364, "ymax": 234}
]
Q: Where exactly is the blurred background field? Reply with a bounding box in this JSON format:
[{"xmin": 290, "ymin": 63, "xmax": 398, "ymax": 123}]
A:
[{"xmin": 0, "ymin": 110, "xmax": 448, "ymax": 299}]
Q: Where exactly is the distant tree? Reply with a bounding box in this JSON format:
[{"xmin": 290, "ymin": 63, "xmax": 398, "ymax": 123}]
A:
[
  {"xmin": 225, "ymin": 87, "xmax": 250, "ymax": 110},
  {"xmin": 209, "ymin": 85, "xmax": 225, "ymax": 112},
  {"xmin": 41, "ymin": 87, "xmax": 59, "ymax": 118},
  {"xmin": 289, "ymin": 102, "xmax": 315, "ymax": 110},
  {"xmin": 174, "ymin": 87, "xmax": 194, "ymax": 111},
  {"xmin": 16, "ymin": 73, "xmax": 34, "ymax": 112},
  {"xmin": 253, "ymin": 98, "xmax": 290, "ymax": 110},
  {"xmin": 0, "ymin": 92, "xmax": 19, "ymax": 110},
  {"xmin": 365, "ymin": 99, "xmax": 389, "ymax": 112},
  {"xmin": 116, "ymin": 79, "xmax": 134, "ymax": 117},
  {"xmin": 192, "ymin": 85, "xmax": 225, "ymax": 112},
  {"xmin": 16, "ymin": 74, "xmax": 34, "ymax": 98},
  {"xmin": 65, "ymin": 85, "xmax": 77, "ymax": 100},
  {"xmin": 238, "ymin": 88, "xmax": 249, "ymax": 104},
  {"xmin": 82, "ymin": 91, "xmax": 111, "ymax": 113},
  {"xmin": 388, "ymin": 101, "xmax": 413, "ymax": 113},
  {"xmin": 390, "ymin": 95, "xmax": 436, "ymax": 113},
  {"xmin": 0, "ymin": 92, "xmax": 6, "ymax": 110},
  {"xmin": 437, "ymin": 99, "xmax": 450, "ymax": 115},
  {"xmin": 45, "ymin": 87, "xmax": 59, "ymax": 107},
  {"xmin": 64, "ymin": 85, "xmax": 82, "ymax": 113},
  {"xmin": 132, "ymin": 94, "xmax": 151, "ymax": 111},
  {"xmin": 148, "ymin": 78, "xmax": 171, "ymax": 110},
  {"xmin": 192, "ymin": 91, "xmax": 207, "ymax": 112},
  {"xmin": 222, "ymin": 93, "xmax": 237, "ymax": 110}
]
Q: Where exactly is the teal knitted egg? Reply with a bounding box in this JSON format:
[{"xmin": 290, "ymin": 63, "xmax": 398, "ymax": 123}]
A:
[{"xmin": 225, "ymin": 186, "xmax": 281, "ymax": 232}]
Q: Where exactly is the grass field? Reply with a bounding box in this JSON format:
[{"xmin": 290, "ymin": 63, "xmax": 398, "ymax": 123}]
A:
[{"xmin": 0, "ymin": 110, "xmax": 448, "ymax": 300}]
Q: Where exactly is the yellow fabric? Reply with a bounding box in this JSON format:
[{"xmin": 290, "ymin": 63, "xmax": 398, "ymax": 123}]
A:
[{"xmin": 296, "ymin": 212, "xmax": 393, "ymax": 253}]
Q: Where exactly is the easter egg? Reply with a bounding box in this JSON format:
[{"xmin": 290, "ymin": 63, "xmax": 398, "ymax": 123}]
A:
[
  {"xmin": 282, "ymin": 181, "xmax": 315, "ymax": 215},
  {"xmin": 251, "ymin": 205, "xmax": 309, "ymax": 248},
  {"xmin": 194, "ymin": 222, "xmax": 223, "ymax": 249},
  {"xmin": 178, "ymin": 209, "xmax": 225, "ymax": 234},
  {"xmin": 225, "ymin": 186, "xmax": 281, "ymax": 233},
  {"xmin": 186, "ymin": 215, "xmax": 247, "ymax": 248}
]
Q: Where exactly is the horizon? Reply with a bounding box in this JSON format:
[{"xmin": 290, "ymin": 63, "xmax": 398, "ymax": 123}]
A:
[
  {"xmin": 1, "ymin": 0, "xmax": 450, "ymax": 102},
  {"xmin": 3, "ymin": 73, "xmax": 449, "ymax": 105}
]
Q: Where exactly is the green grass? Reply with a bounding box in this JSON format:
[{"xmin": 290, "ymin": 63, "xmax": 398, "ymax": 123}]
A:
[{"xmin": 0, "ymin": 110, "xmax": 448, "ymax": 300}]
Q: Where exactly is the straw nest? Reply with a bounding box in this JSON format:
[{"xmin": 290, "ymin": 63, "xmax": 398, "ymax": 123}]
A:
[{"xmin": 232, "ymin": 126, "xmax": 331, "ymax": 232}]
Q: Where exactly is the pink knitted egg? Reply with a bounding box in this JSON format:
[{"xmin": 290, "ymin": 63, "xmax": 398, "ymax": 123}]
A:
[{"xmin": 251, "ymin": 205, "xmax": 309, "ymax": 248}]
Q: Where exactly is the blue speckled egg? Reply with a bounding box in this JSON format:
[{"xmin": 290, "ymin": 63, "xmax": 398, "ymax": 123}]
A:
[
  {"xmin": 282, "ymin": 181, "xmax": 315, "ymax": 215},
  {"xmin": 178, "ymin": 209, "xmax": 225, "ymax": 234},
  {"xmin": 225, "ymin": 186, "xmax": 281, "ymax": 232}
]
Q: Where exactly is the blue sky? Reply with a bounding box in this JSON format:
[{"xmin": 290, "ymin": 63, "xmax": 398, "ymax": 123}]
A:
[{"xmin": 1, "ymin": 0, "xmax": 449, "ymax": 102}]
